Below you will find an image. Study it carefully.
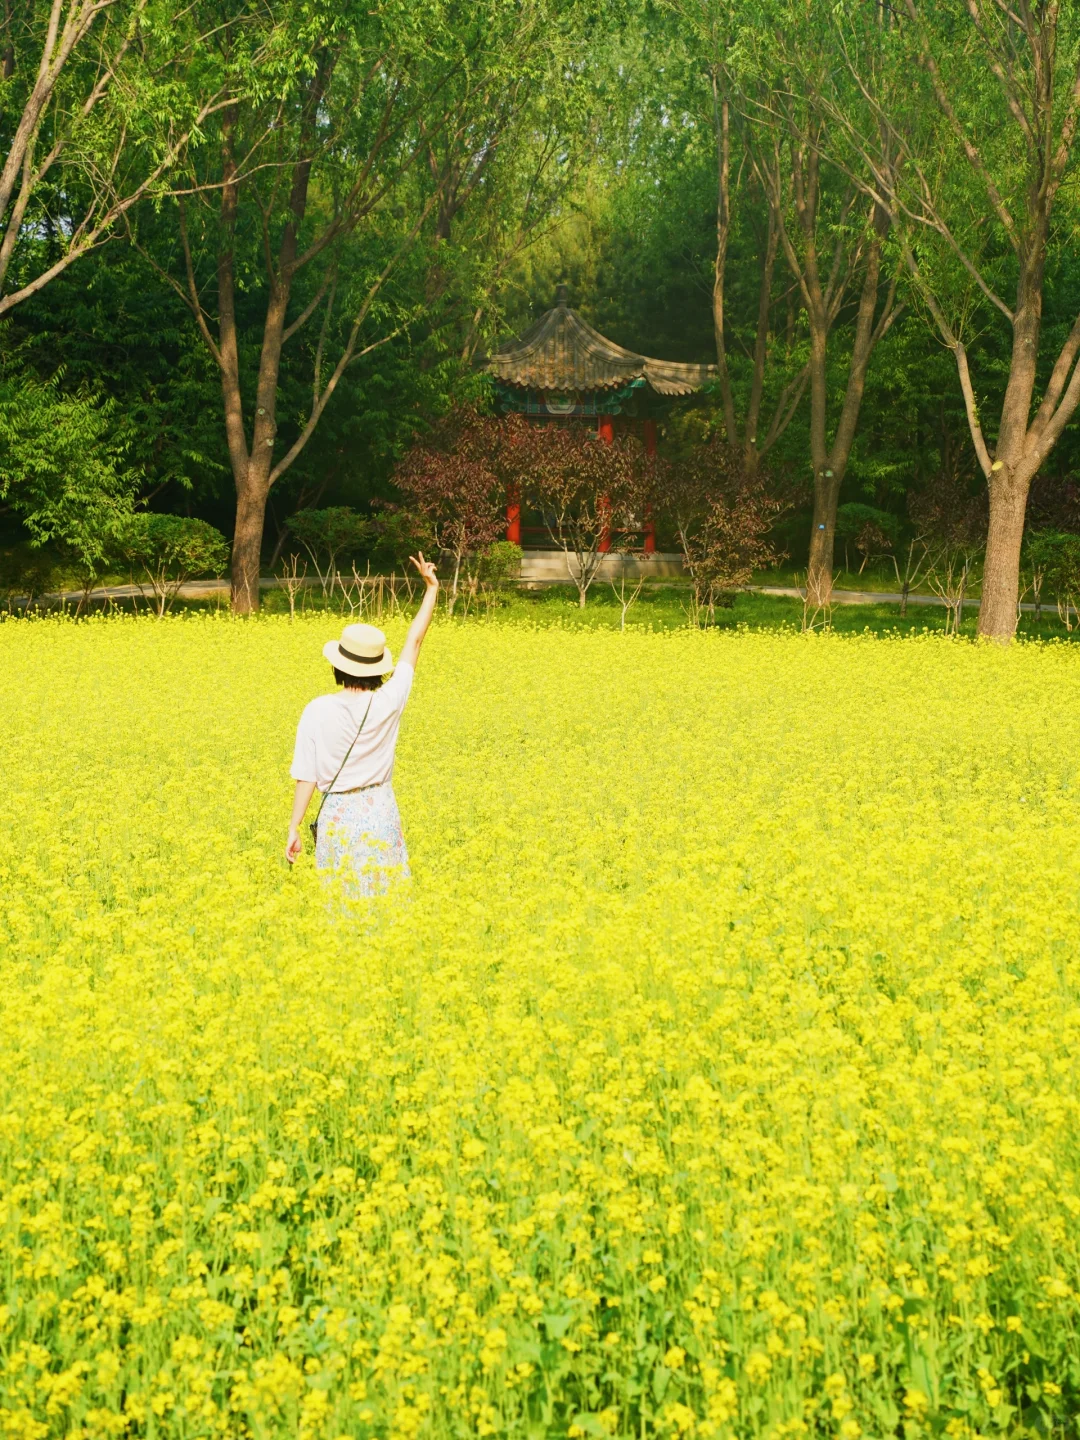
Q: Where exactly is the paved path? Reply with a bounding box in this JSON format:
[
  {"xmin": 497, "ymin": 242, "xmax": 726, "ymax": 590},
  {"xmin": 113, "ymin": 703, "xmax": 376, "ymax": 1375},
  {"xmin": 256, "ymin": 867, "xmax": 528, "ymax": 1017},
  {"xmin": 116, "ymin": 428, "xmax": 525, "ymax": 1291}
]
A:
[
  {"xmin": 36, "ymin": 577, "xmax": 252, "ymax": 603},
  {"xmin": 753, "ymin": 585, "xmax": 1067, "ymax": 618},
  {"xmin": 759, "ymin": 584, "xmax": 942, "ymax": 606}
]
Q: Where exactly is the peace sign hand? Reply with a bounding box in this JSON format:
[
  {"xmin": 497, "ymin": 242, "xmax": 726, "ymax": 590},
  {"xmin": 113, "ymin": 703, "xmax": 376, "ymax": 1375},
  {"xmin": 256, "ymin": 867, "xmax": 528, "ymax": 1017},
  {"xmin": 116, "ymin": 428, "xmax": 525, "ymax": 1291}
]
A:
[{"xmin": 409, "ymin": 552, "xmax": 439, "ymax": 589}]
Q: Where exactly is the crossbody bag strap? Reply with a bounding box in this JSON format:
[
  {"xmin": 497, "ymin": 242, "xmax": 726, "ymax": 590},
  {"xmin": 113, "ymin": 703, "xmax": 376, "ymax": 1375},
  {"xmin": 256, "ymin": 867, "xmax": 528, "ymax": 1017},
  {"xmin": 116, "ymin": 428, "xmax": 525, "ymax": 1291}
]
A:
[{"xmin": 312, "ymin": 695, "xmax": 374, "ymax": 833}]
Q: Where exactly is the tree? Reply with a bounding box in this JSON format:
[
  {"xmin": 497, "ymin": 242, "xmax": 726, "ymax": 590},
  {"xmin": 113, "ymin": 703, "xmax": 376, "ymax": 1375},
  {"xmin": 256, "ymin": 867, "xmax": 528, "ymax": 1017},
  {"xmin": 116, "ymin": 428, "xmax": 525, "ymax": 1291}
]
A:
[
  {"xmin": 820, "ymin": 0, "xmax": 1080, "ymax": 640},
  {"xmin": 654, "ymin": 434, "xmax": 785, "ymax": 622},
  {"xmin": 744, "ymin": 11, "xmax": 904, "ymax": 609},
  {"xmin": 909, "ymin": 465, "xmax": 987, "ymax": 635},
  {"xmin": 115, "ymin": 513, "xmax": 228, "ymax": 616},
  {"xmin": 146, "ymin": 0, "xmax": 586, "ymax": 614},
  {"xmin": 835, "ymin": 502, "xmax": 901, "ymax": 574},
  {"xmin": 9, "ymin": 217, "xmax": 228, "ymax": 512},
  {"xmin": 516, "ymin": 419, "xmax": 647, "ymax": 608},
  {"xmin": 368, "ymin": 507, "xmax": 436, "ymax": 574},
  {"xmin": 394, "ymin": 409, "xmax": 507, "ymax": 615},
  {"xmin": 286, "ymin": 507, "xmax": 372, "ymax": 598},
  {"xmin": 658, "ymin": 1, "xmax": 903, "ymax": 611},
  {"xmin": 0, "ymin": 0, "xmax": 229, "ymax": 317},
  {"xmin": 0, "ymin": 543, "xmax": 55, "ymax": 610},
  {"xmin": 0, "ymin": 362, "xmax": 137, "ymax": 585},
  {"xmin": 407, "ymin": 17, "xmax": 590, "ymax": 367},
  {"xmin": 1023, "ymin": 531, "xmax": 1080, "ymax": 630},
  {"xmin": 656, "ymin": 1, "xmax": 810, "ymax": 478}
]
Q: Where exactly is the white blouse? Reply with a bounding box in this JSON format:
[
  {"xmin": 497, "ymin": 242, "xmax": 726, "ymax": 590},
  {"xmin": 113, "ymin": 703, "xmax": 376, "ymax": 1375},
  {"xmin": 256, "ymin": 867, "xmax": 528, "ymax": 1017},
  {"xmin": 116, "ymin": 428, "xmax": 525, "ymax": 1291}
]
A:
[{"xmin": 290, "ymin": 663, "xmax": 414, "ymax": 792}]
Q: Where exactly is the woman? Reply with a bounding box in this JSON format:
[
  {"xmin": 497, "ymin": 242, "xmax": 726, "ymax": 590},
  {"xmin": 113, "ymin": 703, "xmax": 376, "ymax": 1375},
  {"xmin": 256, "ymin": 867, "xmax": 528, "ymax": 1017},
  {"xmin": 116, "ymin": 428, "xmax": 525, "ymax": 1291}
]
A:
[{"xmin": 286, "ymin": 552, "xmax": 439, "ymax": 891}]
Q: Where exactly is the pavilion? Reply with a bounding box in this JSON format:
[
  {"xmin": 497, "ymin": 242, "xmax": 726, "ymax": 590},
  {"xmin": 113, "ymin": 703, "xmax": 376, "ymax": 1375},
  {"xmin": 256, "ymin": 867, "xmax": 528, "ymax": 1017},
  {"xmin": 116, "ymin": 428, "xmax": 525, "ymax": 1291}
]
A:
[{"xmin": 489, "ymin": 286, "xmax": 716, "ymax": 551}]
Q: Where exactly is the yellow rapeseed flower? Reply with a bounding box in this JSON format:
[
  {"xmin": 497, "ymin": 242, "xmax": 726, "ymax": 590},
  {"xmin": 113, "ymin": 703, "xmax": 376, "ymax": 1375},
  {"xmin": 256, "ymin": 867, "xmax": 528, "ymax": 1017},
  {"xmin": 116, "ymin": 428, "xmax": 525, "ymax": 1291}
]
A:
[{"xmin": 1, "ymin": 614, "xmax": 1078, "ymax": 1437}]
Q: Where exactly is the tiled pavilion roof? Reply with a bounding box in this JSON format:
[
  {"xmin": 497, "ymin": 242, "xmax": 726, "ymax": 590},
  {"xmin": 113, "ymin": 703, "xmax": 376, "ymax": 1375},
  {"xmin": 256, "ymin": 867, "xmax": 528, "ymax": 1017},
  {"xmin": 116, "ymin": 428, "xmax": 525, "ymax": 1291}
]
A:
[{"xmin": 490, "ymin": 287, "xmax": 716, "ymax": 397}]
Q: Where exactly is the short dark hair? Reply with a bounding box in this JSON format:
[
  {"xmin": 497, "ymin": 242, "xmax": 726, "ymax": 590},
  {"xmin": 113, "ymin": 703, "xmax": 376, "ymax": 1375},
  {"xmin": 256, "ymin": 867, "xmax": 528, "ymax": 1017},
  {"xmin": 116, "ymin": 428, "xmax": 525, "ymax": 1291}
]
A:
[{"xmin": 333, "ymin": 668, "xmax": 385, "ymax": 690}]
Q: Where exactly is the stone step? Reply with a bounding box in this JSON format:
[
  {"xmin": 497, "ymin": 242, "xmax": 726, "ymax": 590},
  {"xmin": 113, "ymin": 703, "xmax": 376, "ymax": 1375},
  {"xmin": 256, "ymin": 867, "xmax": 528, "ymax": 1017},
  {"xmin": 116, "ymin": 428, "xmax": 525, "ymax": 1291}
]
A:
[{"xmin": 519, "ymin": 550, "xmax": 687, "ymax": 582}]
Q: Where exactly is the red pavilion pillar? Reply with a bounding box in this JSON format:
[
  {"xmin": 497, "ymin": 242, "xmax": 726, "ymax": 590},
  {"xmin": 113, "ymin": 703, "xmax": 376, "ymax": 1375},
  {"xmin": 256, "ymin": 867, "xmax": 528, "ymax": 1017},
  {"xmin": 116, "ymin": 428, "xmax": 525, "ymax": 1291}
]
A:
[
  {"xmin": 598, "ymin": 415, "xmax": 614, "ymax": 552},
  {"xmin": 506, "ymin": 483, "xmax": 521, "ymax": 545},
  {"xmin": 643, "ymin": 419, "xmax": 657, "ymax": 554}
]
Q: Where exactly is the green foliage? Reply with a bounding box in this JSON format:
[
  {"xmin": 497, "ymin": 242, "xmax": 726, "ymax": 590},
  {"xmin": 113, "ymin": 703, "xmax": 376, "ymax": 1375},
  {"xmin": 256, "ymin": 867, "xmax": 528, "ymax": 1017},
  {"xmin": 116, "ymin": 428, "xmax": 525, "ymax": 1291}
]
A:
[
  {"xmin": 9, "ymin": 224, "xmax": 226, "ymax": 509},
  {"xmin": 0, "ymin": 363, "xmax": 137, "ymax": 574},
  {"xmin": 0, "ymin": 544, "xmax": 56, "ymax": 609},
  {"xmin": 7, "ymin": 0, "xmax": 1080, "ymax": 601},
  {"xmin": 367, "ymin": 509, "xmax": 436, "ymax": 572},
  {"xmin": 477, "ymin": 541, "xmax": 523, "ymax": 587},
  {"xmin": 287, "ymin": 509, "xmax": 372, "ymax": 567},
  {"xmin": 1024, "ymin": 531, "xmax": 1080, "ymax": 603},
  {"xmin": 835, "ymin": 504, "xmax": 902, "ymax": 544},
  {"xmin": 115, "ymin": 514, "xmax": 229, "ymax": 615},
  {"xmin": 133, "ymin": 0, "xmax": 601, "ymax": 610},
  {"xmin": 0, "ymin": 0, "xmax": 230, "ymax": 317},
  {"xmin": 116, "ymin": 514, "xmax": 228, "ymax": 575},
  {"xmin": 284, "ymin": 507, "xmax": 375, "ymax": 599}
]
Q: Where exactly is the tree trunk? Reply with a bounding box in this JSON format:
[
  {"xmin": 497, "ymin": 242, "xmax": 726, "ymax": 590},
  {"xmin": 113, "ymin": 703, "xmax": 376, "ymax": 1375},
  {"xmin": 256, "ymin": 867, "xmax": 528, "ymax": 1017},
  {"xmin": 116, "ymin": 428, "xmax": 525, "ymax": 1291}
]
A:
[
  {"xmin": 978, "ymin": 468, "xmax": 1029, "ymax": 640},
  {"xmin": 803, "ymin": 213, "xmax": 891, "ymax": 608},
  {"xmin": 806, "ymin": 467, "xmax": 841, "ymax": 608},
  {"xmin": 710, "ymin": 73, "xmax": 738, "ymax": 447},
  {"xmin": 201, "ymin": 83, "xmax": 318, "ymax": 615},
  {"xmin": 973, "ymin": 232, "xmax": 1046, "ymax": 641},
  {"xmin": 231, "ymin": 475, "xmax": 269, "ymax": 613},
  {"xmin": 803, "ymin": 317, "xmax": 831, "ymax": 605},
  {"xmin": 743, "ymin": 208, "xmax": 779, "ymax": 476},
  {"xmin": 448, "ymin": 550, "xmax": 461, "ymax": 616},
  {"xmin": 711, "ymin": 75, "xmax": 797, "ymax": 470}
]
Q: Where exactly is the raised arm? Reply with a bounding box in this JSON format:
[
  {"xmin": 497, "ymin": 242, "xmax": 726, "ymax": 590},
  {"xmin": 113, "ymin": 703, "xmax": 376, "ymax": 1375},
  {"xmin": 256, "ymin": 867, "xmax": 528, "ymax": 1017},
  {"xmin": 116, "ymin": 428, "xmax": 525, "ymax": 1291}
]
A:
[{"xmin": 399, "ymin": 552, "xmax": 439, "ymax": 671}]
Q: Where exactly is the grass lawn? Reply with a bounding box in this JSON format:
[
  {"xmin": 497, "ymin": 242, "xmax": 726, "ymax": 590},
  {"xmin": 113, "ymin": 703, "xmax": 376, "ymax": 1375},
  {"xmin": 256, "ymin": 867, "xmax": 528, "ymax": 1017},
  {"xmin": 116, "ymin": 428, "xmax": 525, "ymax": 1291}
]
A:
[{"xmin": 750, "ymin": 563, "xmax": 985, "ymax": 597}]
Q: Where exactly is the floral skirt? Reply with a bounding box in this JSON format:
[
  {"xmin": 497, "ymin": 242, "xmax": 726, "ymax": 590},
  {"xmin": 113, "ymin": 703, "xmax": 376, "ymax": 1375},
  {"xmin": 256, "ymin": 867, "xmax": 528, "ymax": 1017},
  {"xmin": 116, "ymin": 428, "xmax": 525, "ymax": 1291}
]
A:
[{"xmin": 314, "ymin": 783, "xmax": 410, "ymax": 896}]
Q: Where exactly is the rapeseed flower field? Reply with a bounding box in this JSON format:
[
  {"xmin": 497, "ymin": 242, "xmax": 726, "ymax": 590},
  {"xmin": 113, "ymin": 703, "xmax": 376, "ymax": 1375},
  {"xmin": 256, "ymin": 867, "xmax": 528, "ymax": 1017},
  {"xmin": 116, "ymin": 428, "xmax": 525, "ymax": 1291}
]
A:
[{"xmin": 1, "ymin": 614, "xmax": 1079, "ymax": 1440}]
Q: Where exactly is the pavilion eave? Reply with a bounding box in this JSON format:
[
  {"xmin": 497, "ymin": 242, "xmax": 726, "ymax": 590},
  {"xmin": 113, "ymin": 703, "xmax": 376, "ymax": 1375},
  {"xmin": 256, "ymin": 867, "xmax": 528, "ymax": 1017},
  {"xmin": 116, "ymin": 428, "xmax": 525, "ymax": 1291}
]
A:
[{"xmin": 489, "ymin": 289, "xmax": 716, "ymax": 399}]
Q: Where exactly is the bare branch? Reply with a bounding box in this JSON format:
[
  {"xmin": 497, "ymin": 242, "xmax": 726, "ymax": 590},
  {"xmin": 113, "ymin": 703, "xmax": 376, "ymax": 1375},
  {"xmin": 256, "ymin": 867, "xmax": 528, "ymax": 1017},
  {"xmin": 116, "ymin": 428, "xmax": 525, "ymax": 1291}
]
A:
[
  {"xmin": 1032, "ymin": 342, "xmax": 1080, "ymax": 456},
  {"xmin": 901, "ymin": 0, "xmax": 1019, "ymax": 247},
  {"xmin": 0, "ymin": 74, "xmax": 230, "ymax": 315},
  {"xmin": 758, "ymin": 363, "xmax": 810, "ymax": 457},
  {"xmin": 901, "ymin": 241, "xmax": 992, "ymax": 476},
  {"xmin": 267, "ymin": 194, "xmax": 438, "ymax": 488},
  {"xmin": 871, "ymin": 276, "xmax": 904, "ymax": 346},
  {"xmin": 1031, "ymin": 310, "xmax": 1080, "ymax": 435},
  {"xmin": 282, "ymin": 265, "xmax": 336, "ymax": 344},
  {"xmin": 964, "ymin": 0, "xmax": 1037, "ymax": 159},
  {"xmin": 179, "ymin": 199, "xmax": 221, "ymax": 362}
]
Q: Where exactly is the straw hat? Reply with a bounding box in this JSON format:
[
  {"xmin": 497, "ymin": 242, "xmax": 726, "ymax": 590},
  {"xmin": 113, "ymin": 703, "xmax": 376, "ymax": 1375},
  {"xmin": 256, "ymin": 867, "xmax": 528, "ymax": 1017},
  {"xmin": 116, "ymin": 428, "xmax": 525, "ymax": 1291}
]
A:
[{"xmin": 323, "ymin": 622, "xmax": 394, "ymax": 677}]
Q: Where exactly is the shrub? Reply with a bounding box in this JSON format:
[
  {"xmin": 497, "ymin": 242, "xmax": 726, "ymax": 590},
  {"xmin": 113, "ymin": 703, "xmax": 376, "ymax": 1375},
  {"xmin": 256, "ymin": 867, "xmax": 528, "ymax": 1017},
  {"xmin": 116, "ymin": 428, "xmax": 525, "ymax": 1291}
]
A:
[
  {"xmin": 1024, "ymin": 529, "xmax": 1080, "ymax": 628},
  {"xmin": 835, "ymin": 503, "xmax": 902, "ymax": 572},
  {"xmin": 116, "ymin": 514, "xmax": 229, "ymax": 616},
  {"xmin": 477, "ymin": 540, "xmax": 522, "ymax": 587},
  {"xmin": 654, "ymin": 438, "xmax": 787, "ymax": 622},
  {"xmin": 394, "ymin": 413, "xmax": 508, "ymax": 616},
  {"xmin": 287, "ymin": 508, "xmax": 373, "ymax": 594}
]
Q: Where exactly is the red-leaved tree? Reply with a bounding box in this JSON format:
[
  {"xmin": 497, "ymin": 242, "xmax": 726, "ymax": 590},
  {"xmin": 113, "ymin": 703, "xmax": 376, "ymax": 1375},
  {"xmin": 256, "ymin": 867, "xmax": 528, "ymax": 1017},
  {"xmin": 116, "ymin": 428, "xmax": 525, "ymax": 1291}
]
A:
[
  {"xmin": 511, "ymin": 420, "xmax": 647, "ymax": 608},
  {"xmin": 395, "ymin": 410, "xmax": 508, "ymax": 615},
  {"xmin": 398, "ymin": 408, "xmax": 653, "ymax": 610},
  {"xmin": 654, "ymin": 437, "xmax": 787, "ymax": 622}
]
